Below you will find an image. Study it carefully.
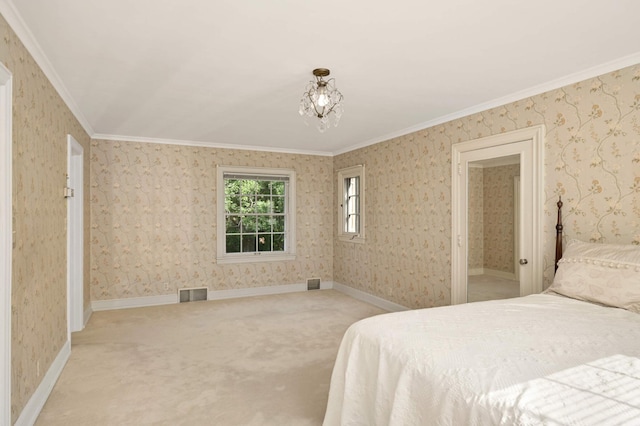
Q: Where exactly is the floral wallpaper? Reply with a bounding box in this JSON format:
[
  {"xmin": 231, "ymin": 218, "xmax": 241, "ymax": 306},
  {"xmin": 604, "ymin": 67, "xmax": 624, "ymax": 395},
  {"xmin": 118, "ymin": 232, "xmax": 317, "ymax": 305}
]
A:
[
  {"xmin": 334, "ymin": 63, "xmax": 640, "ymax": 309},
  {"xmin": 334, "ymin": 137, "xmax": 452, "ymax": 309},
  {"xmin": 468, "ymin": 164, "xmax": 519, "ymax": 274},
  {"xmin": 483, "ymin": 164, "xmax": 519, "ymax": 274},
  {"xmin": 0, "ymin": 16, "xmax": 91, "ymax": 423},
  {"xmin": 90, "ymin": 141, "xmax": 333, "ymax": 300}
]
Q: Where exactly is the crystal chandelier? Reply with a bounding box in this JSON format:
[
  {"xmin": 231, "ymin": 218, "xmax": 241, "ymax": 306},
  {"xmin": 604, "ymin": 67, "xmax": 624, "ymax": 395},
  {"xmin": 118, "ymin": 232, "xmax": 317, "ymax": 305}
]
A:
[{"xmin": 298, "ymin": 68, "xmax": 344, "ymax": 132}]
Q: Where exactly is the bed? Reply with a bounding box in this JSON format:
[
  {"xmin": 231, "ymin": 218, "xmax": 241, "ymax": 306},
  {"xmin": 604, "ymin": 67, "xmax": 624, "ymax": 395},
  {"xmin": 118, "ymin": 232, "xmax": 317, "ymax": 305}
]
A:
[{"xmin": 323, "ymin": 199, "xmax": 640, "ymax": 425}]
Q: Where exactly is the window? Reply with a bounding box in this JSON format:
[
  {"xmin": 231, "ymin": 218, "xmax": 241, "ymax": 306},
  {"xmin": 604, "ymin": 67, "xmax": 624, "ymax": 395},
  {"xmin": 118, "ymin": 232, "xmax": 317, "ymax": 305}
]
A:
[
  {"xmin": 338, "ymin": 165, "xmax": 365, "ymax": 243},
  {"xmin": 217, "ymin": 166, "xmax": 296, "ymax": 263}
]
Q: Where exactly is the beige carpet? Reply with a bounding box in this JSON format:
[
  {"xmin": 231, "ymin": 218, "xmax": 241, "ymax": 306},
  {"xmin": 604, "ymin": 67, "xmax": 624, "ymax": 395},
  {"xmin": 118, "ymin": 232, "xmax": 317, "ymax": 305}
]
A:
[
  {"xmin": 467, "ymin": 274, "xmax": 520, "ymax": 303},
  {"xmin": 35, "ymin": 290, "xmax": 385, "ymax": 425}
]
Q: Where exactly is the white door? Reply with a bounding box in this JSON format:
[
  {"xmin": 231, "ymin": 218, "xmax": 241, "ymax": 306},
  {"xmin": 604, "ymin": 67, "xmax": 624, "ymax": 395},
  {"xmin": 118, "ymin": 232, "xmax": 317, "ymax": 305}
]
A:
[
  {"xmin": 514, "ymin": 175, "xmax": 521, "ymax": 282},
  {"xmin": 67, "ymin": 135, "xmax": 84, "ymax": 335},
  {"xmin": 0, "ymin": 62, "xmax": 12, "ymax": 426},
  {"xmin": 451, "ymin": 126, "xmax": 544, "ymax": 305}
]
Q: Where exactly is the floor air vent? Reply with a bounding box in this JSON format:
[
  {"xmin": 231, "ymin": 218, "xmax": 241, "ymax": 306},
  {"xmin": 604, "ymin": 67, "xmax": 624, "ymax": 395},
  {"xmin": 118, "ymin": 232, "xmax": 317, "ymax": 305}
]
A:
[
  {"xmin": 179, "ymin": 287, "xmax": 208, "ymax": 303},
  {"xmin": 307, "ymin": 278, "xmax": 321, "ymax": 291}
]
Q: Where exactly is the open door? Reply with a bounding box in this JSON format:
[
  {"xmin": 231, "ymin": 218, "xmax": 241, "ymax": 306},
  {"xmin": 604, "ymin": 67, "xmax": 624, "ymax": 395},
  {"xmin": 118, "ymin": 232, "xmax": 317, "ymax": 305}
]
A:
[
  {"xmin": 67, "ymin": 135, "xmax": 84, "ymax": 335},
  {"xmin": 451, "ymin": 126, "xmax": 544, "ymax": 305},
  {"xmin": 0, "ymin": 62, "xmax": 12, "ymax": 426}
]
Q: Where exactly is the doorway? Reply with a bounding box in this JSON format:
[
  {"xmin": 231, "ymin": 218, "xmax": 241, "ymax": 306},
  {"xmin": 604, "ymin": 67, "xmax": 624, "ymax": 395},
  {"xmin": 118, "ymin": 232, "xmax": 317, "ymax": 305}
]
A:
[
  {"xmin": 451, "ymin": 126, "xmax": 544, "ymax": 304},
  {"xmin": 0, "ymin": 62, "xmax": 12, "ymax": 426},
  {"xmin": 67, "ymin": 135, "xmax": 84, "ymax": 336},
  {"xmin": 466, "ymin": 156, "xmax": 520, "ymax": 302}
]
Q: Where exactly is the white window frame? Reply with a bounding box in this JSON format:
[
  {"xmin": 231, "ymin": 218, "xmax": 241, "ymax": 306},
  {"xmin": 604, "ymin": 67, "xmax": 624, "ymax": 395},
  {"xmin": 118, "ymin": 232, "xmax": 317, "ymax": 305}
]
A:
[
  {"xmin": 217, "ymin": 165, "xmax": 296, "ymax": 264},
  {"xmin": 338, "ymin": 165, "xmax": 365, "ymax": 243}
]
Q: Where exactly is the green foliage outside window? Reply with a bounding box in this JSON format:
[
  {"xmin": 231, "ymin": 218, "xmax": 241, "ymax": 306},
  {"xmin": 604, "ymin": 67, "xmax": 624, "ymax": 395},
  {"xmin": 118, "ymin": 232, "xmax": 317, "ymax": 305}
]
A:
[{"xmin": 224, "ymin": 178, "xmax": 286, "ymax": 254}]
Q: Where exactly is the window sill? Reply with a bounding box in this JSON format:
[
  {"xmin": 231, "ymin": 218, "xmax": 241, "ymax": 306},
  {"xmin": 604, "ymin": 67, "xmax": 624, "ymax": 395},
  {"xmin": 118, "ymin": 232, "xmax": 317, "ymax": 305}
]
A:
[
  {"xmin": 338, "ymin": 235, "xmax": 365, "ymax": 244},
  {"xmin": 216, "ymin": 253, "xmax": 296, "ymax": 264}
]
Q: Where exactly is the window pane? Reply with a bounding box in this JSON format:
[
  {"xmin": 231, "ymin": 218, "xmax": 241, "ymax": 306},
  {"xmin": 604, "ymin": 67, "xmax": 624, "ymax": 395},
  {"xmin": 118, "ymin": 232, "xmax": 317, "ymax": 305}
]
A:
[
  {"xmin": 257, "ymin": 216, "xmax": 271, "ymax": 232},
  {"xmin": 226, "ymin": 196, "xmax": 241, "ymax": 214},
  {"xmin": 258, "ymin": 181, "xmax": 272, "ymax": 195},
  {"xmin": 345, "ymin": 177, "xmax": 359, "ymax": 197},
  {"xmin": 226, "ymin": 215, "xmax": 241, "ymax": 233},
  {"xmin": 240, "ymin": 179, "xmax": 259, "ymax": 195},
  {"xmin": 241, "ymin": 216, "xmax": 257, "ymax": 233},
  {"xmin": 226, "ymin": 235, "xmax": 241, "ymax": 253},
  {"xmin": 258, "ymin": 234, "xmax": 272, "ymax": 251},
  {"xmin": 272, "ymin": 216, "xmax": 284, "ymax": 232},
  {"xmin": 273, "ymin": 233, "xmax": 285, "ymax": 251},
  {"xmin": 241, "ymin": 195, "xmax": 256, "ymax": 213},
  {"xmin": 347, "ymin": 195, "xmax": 359, "ymax": 215},
  {"xmin": 347, "ymin": 214, "xmax": 359, "ymax": 233},
  {"xmin": 273, "ymin": 196, "xmax": 285, "ymax": 213},
  {"xmin": 221, "ymin": 170, "xmax": 293, "ymax": 258},
  {"xmin": 225, "ymin": 179, "xmax": 241, "ymax": 196},
  {"xmin": 272, "ymin": 181, "xmax": 285, "ymax": 195},
  {"xmin": 242, "ymin": 235, "xmax": 256, "ymax": 252},
  {"xmin": 256, "ymin": 196, "xmax": 271, "ymax": 213},
  {"xmin": 343, "ymin": 175, "xmax": 360, "ymax": 234}
]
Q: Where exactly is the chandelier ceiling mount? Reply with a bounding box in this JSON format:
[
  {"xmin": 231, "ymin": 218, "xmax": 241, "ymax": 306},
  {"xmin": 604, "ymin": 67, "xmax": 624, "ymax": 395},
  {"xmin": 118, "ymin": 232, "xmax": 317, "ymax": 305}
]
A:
[{"xmin": 299, "ymin": 68, "xmax": 344, "ymax": 133}]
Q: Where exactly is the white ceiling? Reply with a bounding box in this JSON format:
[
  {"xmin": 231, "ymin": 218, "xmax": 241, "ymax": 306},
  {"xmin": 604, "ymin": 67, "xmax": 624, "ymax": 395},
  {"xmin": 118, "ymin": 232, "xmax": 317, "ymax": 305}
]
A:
[{"xmin": 1, "ymin": 0, "xmax": 640, "ymax": 155}]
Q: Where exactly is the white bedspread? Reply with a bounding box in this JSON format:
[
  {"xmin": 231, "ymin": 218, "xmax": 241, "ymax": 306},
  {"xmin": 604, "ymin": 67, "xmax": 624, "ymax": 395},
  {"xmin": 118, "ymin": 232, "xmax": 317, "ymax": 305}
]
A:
[{"xmin": 323, "ymin": 294, "xmax": 640, "ymax": 425}]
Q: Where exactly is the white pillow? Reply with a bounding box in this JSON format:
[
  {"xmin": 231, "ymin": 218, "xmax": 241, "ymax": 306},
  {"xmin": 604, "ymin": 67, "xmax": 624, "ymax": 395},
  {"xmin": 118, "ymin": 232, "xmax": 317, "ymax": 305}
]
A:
[{"xmin": 546, "ymin": 239, "xmax": 640, "ymax": 313}]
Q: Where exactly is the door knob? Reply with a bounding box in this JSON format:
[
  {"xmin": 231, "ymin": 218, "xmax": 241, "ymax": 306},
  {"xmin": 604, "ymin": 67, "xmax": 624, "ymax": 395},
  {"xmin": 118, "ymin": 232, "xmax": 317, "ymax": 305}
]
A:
[{"xmin": 519, "ymin": 259, "xmax": 528, "ymax": 265}]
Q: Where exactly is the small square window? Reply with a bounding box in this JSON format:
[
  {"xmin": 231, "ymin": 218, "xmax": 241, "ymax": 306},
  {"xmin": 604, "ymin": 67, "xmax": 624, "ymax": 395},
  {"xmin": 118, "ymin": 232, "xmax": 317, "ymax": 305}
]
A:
[{"xmin": 338, "ymin": 165, "xmax": 365, "ymax": 243}]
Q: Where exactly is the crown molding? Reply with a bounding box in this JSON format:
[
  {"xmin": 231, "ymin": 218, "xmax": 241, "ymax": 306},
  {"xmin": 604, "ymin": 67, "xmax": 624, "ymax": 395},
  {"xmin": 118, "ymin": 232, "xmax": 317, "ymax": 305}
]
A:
[
  {"xmin": 92, "ymin": 133, "xmax": 334, "ymax": 157},
  {"xmin": 1, "ymin": 0, "xmax": 638, "ymax": 158},
  {"xmin": 0, "ymin": 0, "xmax": 94, "ymax": 136},
  {"xmin": 333, "ymin": 52, "xmax": 640, "ymax": 156}
]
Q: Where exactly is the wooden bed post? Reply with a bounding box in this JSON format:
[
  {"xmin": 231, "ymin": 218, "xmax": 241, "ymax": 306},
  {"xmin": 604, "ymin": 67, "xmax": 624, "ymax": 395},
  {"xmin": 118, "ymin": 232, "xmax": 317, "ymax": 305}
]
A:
[{"xmin": 555, "ymin": 196, "xmax": 563, "ymax": 272}]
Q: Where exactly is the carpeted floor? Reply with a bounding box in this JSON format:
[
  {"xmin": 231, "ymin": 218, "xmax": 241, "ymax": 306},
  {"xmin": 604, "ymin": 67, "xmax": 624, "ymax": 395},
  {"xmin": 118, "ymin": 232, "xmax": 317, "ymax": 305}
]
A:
[
  {"xmin": 467, "ymin": 274, "xmax": 520, "ymax": 302},
  {"xmin": 35, "ymin": 290, "xmax": 385, "ymax": 425}
]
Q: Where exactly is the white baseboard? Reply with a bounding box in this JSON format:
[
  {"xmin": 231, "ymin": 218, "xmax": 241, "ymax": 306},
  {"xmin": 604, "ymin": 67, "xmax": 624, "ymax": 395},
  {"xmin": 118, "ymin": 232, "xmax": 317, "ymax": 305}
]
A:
[
  {"xmin": 208, "ymin": 281, "xmax": 333, "ymax": 300},
  {"xmin": 209, "ymin": 283, "xmax": 301, "ymax": 300},
  {"xmin": 83, "ymin": 305, "xmax": 93, "ymax": 326},
  {"xmin": 88, "ymin": 281, "xmax": 407, "ymax": 313},
  {"xmin": 468, "ymin": 268, "xmax": 484, "ymax": 276},
  {"xmin": 91, "ymin": 294, "xmax": 177, "ymax": 311},
  {"xmin": 332, "ymin": 282, "xmax": 409, "ymax": 312},
  {"xmin": 14, "ymin": 340, "xmax": 71, "ymax": 426},
  {"xmin": 90, "ymin": 281, "xmax": 337, "ymax": 311}
]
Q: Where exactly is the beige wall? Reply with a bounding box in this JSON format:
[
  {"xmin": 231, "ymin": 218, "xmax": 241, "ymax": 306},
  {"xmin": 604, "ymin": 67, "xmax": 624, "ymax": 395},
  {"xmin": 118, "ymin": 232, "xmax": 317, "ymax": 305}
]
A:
[
  {"xmin": 90, "ymin": 140, "xmax": 333, "ymax": 300},
  {"xmin": 334, "ymin": 137, "xmax": 451, "ymax": 308},
  {"xmin": 483, "ymin": 164, "xmax": 519, "ymax": 274},
  {"xmin": 0, "ymin": 15, "xmax": 91, "ymax": 423},
  {"xmin": 334, "ymin": 64, "xmax": 640, "ymax": 309}
]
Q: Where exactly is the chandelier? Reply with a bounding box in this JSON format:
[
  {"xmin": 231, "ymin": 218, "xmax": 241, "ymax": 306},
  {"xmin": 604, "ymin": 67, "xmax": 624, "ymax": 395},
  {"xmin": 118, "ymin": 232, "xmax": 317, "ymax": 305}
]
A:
[{"xmin": 298, "ymin": 68, "xmax": 344, "ymax": 132}]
